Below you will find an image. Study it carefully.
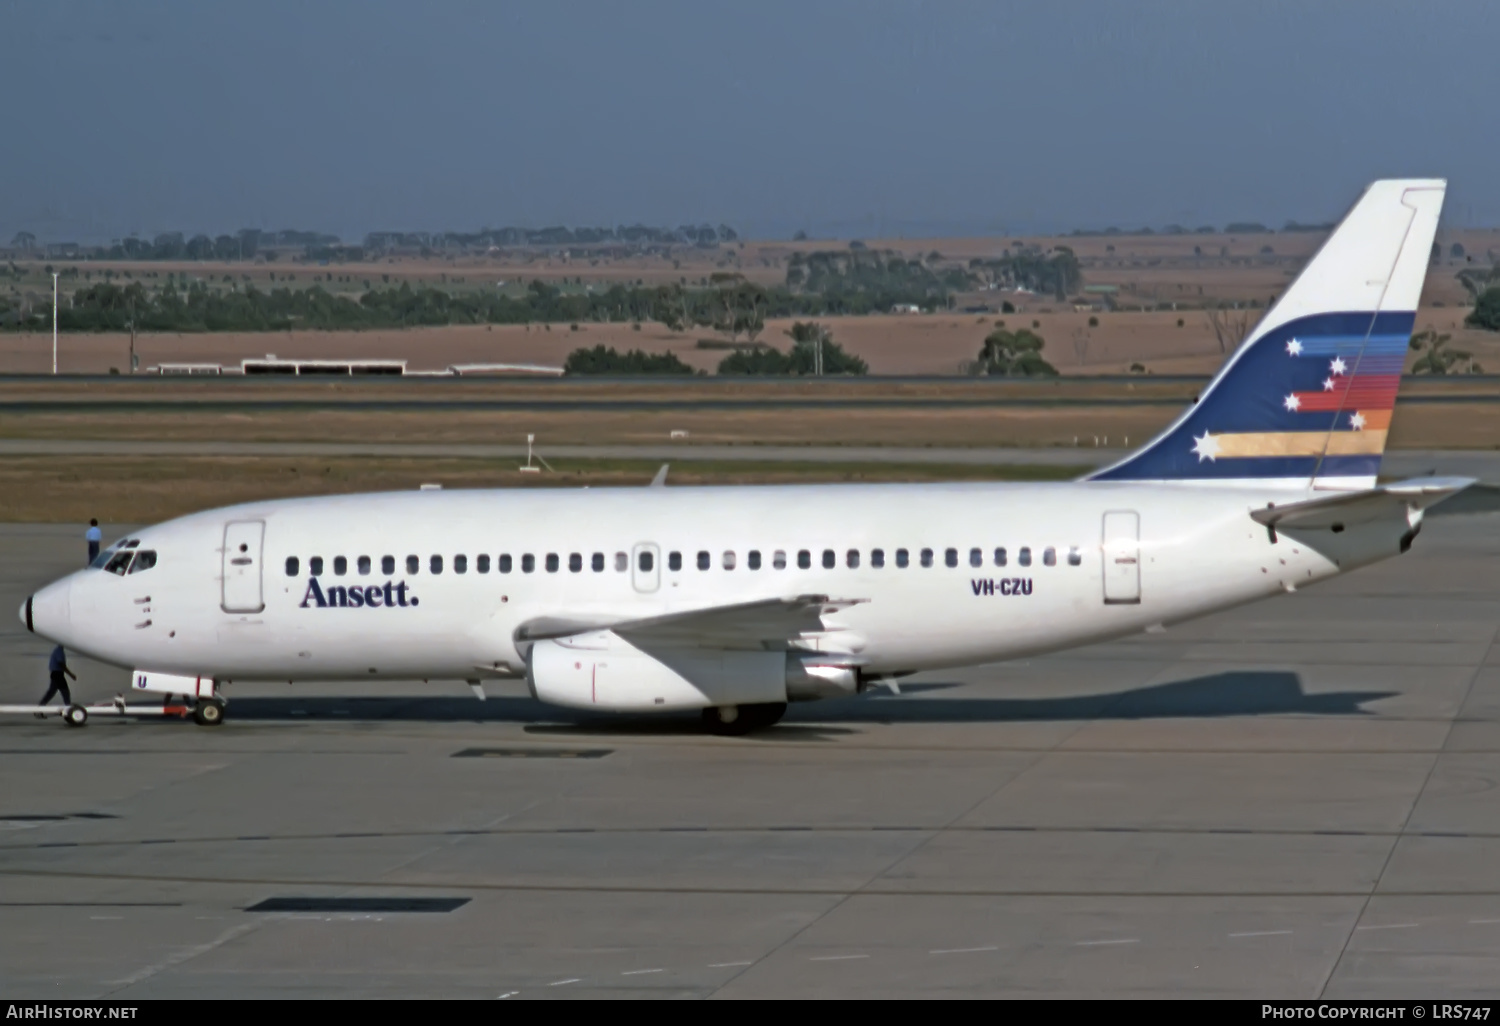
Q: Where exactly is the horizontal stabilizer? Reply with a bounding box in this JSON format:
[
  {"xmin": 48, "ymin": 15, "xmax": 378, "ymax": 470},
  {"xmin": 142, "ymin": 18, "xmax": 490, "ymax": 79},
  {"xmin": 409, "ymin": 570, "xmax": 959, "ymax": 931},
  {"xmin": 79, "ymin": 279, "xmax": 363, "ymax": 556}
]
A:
[
  {"xmin": 1250, "ymin": 476, "xmax": 1474, "ymax": 529},
  {"xmin": 1423, "ymin": 482, "xmax": 1500, "ymax": 518}
]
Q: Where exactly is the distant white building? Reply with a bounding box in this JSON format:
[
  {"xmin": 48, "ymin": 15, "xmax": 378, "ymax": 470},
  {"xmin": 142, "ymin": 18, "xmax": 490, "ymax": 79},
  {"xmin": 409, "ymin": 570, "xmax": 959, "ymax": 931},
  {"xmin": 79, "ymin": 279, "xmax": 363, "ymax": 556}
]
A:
[{"xmin": 891, "ymin": 303, "xmax": 921, "ymax": 315}]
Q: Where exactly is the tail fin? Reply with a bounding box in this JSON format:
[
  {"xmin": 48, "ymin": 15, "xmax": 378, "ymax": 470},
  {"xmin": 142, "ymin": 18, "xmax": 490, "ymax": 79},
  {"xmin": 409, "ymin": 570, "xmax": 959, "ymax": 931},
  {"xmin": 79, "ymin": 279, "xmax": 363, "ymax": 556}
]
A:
[{"xmin": 1089, "ymin": 178, "xmax": 1446, "ymax": 489}]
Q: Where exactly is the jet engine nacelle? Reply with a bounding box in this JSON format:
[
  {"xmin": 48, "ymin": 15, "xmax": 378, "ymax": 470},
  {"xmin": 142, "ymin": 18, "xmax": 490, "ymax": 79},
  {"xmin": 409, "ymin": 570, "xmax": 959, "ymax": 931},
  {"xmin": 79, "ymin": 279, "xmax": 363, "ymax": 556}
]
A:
[{"xmin": 526, "ymin": 631, "xmax": 788, "ymax": 712}]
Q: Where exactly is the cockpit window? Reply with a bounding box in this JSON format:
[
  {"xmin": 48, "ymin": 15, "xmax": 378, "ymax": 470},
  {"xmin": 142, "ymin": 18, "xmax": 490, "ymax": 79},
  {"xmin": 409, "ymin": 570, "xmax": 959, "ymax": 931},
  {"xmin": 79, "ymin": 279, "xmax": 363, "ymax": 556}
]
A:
[
  {"xmin": 126, "ymin": 550, "xmax": 157, "ymax": 574},
  {"xmin": 103, "ymin": 550, "xmax": 133, "ymax": 576}
]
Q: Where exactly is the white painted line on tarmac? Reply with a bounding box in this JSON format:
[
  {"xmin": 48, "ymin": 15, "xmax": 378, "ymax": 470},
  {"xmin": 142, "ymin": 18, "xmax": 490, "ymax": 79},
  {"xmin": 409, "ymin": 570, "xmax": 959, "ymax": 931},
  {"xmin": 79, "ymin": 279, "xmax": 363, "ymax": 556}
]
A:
[
  {"xmin": 1469, "ymin": 918, "xmax": 1500, "ymax": 925},
  {"xmin": 90, "ymin": 916, "xmax": 123, "ymax": 920},
  {"xmin": 1355, "ymin": 923, "xmax": 1419, "ymax": 931},
  {"xmin": 930, "ymin": 946, "xmax": 998, "ymax": 955},
  {"xmin": 548, "ymin": 978, "xmax": 581, "ymax": 986},
  {"xmin": 809, "ymin": 954, "xmax": 869, "ymax": 961},
  {"xmin": 496, "ymin": 991, "xmax": 518, "ymax": 999},
  {"xmin": 1076, "ymin": 938, "xmax": 1140, "ymax": 947},
  {"xmin": 709, "ymin": 961, "xmax": 753, "ymax": 968},
  {"xmin": 1229, "ymin": 930, "xmax": 1293, "ymax": 938},
  {"xmin": 621, "ymin": 969, "xmax": 663, "ymax": 975}
]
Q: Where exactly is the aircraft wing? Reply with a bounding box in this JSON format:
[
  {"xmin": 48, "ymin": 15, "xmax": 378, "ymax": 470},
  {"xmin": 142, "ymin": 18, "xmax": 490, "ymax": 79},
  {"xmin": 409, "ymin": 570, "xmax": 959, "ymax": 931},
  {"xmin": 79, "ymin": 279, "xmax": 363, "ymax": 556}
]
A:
[
  {"xmin": 1250, "ymin": 476, "xmax": 1476, "ymax": 529},
  {"xmin": 515, "ymin": 595, "xmax": 866, "ymax": 650}
]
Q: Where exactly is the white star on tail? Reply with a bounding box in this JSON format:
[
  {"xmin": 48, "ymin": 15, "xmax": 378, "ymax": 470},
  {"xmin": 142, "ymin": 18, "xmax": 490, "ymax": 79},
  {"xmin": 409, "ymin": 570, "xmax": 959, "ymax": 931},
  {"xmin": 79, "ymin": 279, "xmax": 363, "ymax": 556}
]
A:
[
  {"xmin": 1349, "ymin": 412, "xmax": 1366, "ymax": 431},
  {"xmin": 1323, "ymin": 378, "xmax": 1336, "ymax": 391},
  {"xmin": 1286, "ymin": 339, "xmax": 1303, "ymax": 356},
  {"xmin": 1284, "ymin": 393, "xmax": 1301, "ymax": 411},
  {"xmin": 1330, "ymin": 357, "xmax": 1348, "ymax": 375},
  {"xmin": 1191, "ymin": 432, "xmax": 1221, "ymax": 462}
]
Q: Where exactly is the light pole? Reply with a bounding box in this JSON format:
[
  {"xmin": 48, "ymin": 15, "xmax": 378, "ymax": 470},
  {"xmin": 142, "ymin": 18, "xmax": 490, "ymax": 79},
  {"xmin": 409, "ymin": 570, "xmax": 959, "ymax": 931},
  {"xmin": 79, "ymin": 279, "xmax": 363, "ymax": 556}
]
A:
[{"xmin": 51, "ymin": 271, "xmax": 58, "ymax": 375}]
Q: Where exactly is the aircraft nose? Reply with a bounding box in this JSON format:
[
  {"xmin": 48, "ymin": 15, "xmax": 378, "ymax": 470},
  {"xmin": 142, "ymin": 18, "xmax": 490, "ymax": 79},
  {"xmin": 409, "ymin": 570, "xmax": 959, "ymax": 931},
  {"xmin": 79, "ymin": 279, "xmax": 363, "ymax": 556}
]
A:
[{"xmin": 23, "ymin": 578, "xmax": 73, "ymax": 641}]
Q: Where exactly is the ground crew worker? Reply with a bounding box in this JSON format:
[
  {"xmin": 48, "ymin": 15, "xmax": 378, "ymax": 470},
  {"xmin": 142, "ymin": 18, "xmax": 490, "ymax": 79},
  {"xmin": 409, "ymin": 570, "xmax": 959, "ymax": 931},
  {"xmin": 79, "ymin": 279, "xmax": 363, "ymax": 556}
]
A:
[
  {"xmin": 36, "ymin": 645, "xmax": 78, "ymax": 717},
  {"xmin": 86, "ymin": 519, "xmax": 102, "ymax": 564}
]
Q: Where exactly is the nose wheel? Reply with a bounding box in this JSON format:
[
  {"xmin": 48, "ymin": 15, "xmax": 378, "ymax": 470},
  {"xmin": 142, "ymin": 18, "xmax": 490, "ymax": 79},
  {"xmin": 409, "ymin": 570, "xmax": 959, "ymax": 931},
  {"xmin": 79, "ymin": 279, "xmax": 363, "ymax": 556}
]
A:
[{"xmin": 193, "ymin": 698, "xmax": 225, "ymax": 727}]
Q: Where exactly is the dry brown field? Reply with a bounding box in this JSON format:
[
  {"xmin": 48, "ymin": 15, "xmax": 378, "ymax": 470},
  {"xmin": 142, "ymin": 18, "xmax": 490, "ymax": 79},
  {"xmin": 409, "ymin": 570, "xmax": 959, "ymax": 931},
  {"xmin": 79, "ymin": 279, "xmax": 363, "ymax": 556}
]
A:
[{"xmin": 3, "ymin": 305, "xmax": 1496, "ymax": 378}]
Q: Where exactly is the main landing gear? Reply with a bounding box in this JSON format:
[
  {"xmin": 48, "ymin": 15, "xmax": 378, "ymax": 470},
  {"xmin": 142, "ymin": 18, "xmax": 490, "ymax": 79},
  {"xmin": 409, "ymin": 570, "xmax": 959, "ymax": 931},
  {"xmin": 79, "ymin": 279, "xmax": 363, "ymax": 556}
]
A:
[
  {"xmin": 193, "ymin": 697, "xmax": 226, "ymax": 727},
  {"xmin": 702, "ymin": 702, "xmax": 787, "ymax": 736}
]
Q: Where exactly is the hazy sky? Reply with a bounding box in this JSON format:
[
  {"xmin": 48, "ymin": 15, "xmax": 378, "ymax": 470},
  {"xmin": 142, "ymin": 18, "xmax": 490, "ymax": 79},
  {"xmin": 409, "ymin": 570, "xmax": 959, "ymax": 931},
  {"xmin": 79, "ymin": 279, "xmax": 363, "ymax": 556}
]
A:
[{"xmin": 3, "ymin": 1, "xmax": 1497, "ymax": 242}]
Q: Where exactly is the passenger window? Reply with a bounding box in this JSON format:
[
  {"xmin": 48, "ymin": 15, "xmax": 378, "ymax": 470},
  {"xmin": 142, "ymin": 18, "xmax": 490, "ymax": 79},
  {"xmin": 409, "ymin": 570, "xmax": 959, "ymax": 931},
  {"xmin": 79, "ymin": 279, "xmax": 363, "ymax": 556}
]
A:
[
  {"xmin": 285, "ymin": 556, "xmax": 299, "ymax": 577},
  {"xmin": 822, "ymin": 549, "xmax": 835, "ymax": 569},
  {"xmin": 723, "ymin": 551, "xmax": 736, "ymax": 570},
  {"xmin": 748, "ymin": 550, "xmax": 761, "ymax": 570},
  {"xmin": 896, "ymin": 548, "xmax": 909, "ymax": 568},
  {"xmin": 697, "ymin": 551, "xmax": 710, "ymax": 570},
  {"xmin": 127, "ymin": 550, "xmax": 157, "ymax": 574},
  {"xmin": 406, "ymin": 555, "xmax": 419, "ymax": 575},
  {"xmin": 969, "ymin": 548, "xmax": 982, "ymax": 568},
  {"xmin": 545, "ymin": 553, "xmax": 559, "ymax": 573},
  {"xmin": 797, "ymin": 550, "xmax": 811, "ymax": 569},
  {"xmin": 871, "ymin": 549, "xmax": 885, "ymax": 568},
  {"xmin": 920, "ymin": 548, "xmax": 933, "ymax": 568},
  {"xmin": 1043, "ymin": 546, "xmax": 1056, "ymax": 567},
  {"xmin": 773, "ymin": 550, "xmax": 787, "ymax": 570},
  {"xmin": 1068, "ymin": 547, "xmax": 1082, "ymax": 566},
  {"xmin": 944, "ymin": 548, "xmax": 958, "ymax": 568},
  {"xmin": 668, "ymin": 551, "xmax": 682, "ymax": 572},
  {"xmin": 638, "ymin": 550, "xmax": 654, "ymax": 572},
  {"xmin": 358, "ymin": 555, "xmax": 371, "ymax": 576},
  {"xmin": 521, "ymin": 554, "xmax": 535, "ymax": 573},
  {"xmin": 334, "ymin": 556, "xmax": 348, "ymax": 576},
  {"xmin": 382, "ymin": 555, "xmax": 395, "ymax": 575},
  {"xmin": 455, "ymin": 555, "xmax": 468, "ymax": 574},
  {"xmin": 311, "ymin": 556, "xmax": 325, "ymax": 577},
  {"xmin": 430, "ymin": 555, "xmax": 443, "ymax": 574},
  {"xmin": 104, "ymin": 550, "xmax": 133, "ymax": 575},
  {"xmin": 499, "ymin": 554, "xmax": 513, "ymax": 574},
  {"xmin": 994, "ymin": 547, "xmax": 1008, "ymax": 567},
  {"xmin": 477, "ymin": 555, "xmax": 490, "ymax": 573},
  {"xmin": 1019, "ymin": 547, "xmax": 1032, "ymax": 567},
  {"xmin": 591, "ymin": 552, "xmax": 604, "ymax": 572},
  {"xmin": 846, "ymin": 549, "xmax": 860, "ymax": 569},
  {"xmin": 568, "ymin": 553, "xmax": 582, "ymax": 573},
  {"xmin": 614, "ymin": 552, "xmax": 628, "ymax": 572}
]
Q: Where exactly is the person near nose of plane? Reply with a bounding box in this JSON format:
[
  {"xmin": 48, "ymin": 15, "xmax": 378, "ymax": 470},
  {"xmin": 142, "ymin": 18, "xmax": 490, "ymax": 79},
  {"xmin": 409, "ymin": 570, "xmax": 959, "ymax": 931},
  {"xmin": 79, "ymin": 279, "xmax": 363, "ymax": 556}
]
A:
[
  {"xmin": 86, "ymin": 519, "xmax": 102, "ymax": 564},
  {"xmin": 35, "ymin": 645, "xmax": 77, "ymax": 718}
]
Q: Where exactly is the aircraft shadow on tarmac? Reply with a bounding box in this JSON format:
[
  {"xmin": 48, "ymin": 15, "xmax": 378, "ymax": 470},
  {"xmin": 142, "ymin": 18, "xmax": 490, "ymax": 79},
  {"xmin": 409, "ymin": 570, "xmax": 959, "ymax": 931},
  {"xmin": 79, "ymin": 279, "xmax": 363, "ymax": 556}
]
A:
[{"xmin": 214, "ymin": 671, "xmax": 1395, "ymax": 737}]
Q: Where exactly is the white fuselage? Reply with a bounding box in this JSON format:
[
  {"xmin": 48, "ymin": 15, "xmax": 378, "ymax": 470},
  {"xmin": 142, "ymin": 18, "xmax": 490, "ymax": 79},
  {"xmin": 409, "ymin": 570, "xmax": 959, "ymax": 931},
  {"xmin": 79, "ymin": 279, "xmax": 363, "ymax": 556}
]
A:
[{"xmin": 25, "ymin": 480, "xmax": 1408, "ymax": 705}]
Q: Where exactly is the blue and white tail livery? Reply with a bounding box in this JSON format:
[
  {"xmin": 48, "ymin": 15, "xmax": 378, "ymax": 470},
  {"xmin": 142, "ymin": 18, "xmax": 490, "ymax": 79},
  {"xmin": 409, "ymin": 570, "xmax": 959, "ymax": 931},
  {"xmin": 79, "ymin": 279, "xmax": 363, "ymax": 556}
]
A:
[{"xmin": 1090, "ymin": 179, "xmax": 1446, "ymax": 490}]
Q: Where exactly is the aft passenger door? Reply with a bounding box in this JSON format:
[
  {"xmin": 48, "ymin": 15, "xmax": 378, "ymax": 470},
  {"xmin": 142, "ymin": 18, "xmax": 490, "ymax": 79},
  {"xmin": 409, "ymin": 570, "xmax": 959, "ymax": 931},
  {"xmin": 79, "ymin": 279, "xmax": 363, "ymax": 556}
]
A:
[
  {"xmin": 222, "ymin": 520, "xmax": 266, "ymax": 613},
  {"xmin": 1101, "ymin": 510, "xmax": 1140, "ymax": 605},
  {"xmin": 632, "ymin": 543, "xmax": 660, "ymax": 594}
]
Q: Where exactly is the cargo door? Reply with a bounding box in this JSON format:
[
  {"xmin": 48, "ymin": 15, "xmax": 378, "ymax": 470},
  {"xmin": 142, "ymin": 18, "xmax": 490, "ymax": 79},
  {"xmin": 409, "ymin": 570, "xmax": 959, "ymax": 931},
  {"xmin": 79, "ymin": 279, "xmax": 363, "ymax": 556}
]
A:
[
  {"xmin": 1101, "ymin": 510, "xmax": 1141, "ymax": 605},
  {"xmin": 222, "ymin": 520, "xmax": 266, "ymax": 613}
]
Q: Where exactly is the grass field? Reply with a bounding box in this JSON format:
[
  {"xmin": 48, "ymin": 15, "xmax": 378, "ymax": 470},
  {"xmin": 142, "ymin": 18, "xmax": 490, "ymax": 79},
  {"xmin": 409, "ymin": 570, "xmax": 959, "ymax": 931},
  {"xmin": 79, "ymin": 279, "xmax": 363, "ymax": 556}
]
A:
[
  {"xmin": 1, "ymin": 377, "xmax": 1497, "ymax": 450},
  {"xmin": 0, "ymin": 455, "xmax": 1083, "ymax": 524}
]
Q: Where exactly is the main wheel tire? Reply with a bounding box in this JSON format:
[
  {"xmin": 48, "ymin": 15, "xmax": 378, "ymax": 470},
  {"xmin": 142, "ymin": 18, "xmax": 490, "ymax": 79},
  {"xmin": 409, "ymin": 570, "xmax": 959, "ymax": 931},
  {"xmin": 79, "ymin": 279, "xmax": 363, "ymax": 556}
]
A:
[
  {"xmin": 63, "ymin": 704, "xmax": 88, "ymax": 727},
  {"xmin": 193, "ymin": 698, "xmax": 225, "ymax": 727},
  {"xmin": 702, "ymin": 702, "xmax": 786, "ymax": 736}
]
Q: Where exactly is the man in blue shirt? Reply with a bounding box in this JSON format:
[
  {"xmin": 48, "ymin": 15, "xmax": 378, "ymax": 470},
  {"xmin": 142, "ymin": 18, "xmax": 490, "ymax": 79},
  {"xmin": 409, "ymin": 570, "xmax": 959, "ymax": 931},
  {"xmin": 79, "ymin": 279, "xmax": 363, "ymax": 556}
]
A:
[
  {"xmin": 36, "ymin": 645, "xmax": 78, "ymax": 717},
  {"xmin": 86, "ymin": 520, "xmax": 102, "ymax": 564}
]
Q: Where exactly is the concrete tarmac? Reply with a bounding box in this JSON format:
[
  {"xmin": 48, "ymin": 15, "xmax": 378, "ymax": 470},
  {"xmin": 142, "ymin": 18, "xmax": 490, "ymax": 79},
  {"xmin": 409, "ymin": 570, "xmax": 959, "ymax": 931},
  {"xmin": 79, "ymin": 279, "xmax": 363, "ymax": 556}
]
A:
[{"xmin": 1, "ymin": 500, "xmax": 1498, "ymax": 997}]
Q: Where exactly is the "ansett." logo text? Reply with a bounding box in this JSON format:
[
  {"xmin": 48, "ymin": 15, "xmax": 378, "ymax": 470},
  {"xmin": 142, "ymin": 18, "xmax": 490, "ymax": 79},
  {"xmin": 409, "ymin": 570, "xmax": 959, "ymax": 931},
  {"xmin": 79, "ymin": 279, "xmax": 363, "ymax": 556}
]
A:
[{"xmin": 299, "ymin": 578, "xmax": 419, "ymax": 608}]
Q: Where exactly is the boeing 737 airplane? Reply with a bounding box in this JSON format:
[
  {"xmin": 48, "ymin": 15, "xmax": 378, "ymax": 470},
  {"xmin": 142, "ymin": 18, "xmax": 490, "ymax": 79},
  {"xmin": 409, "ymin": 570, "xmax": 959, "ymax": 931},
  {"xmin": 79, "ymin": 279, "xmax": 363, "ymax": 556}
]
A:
[{"xmin": 19, "ymin": 179, "xmax": 1478, "ymax": 733}]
